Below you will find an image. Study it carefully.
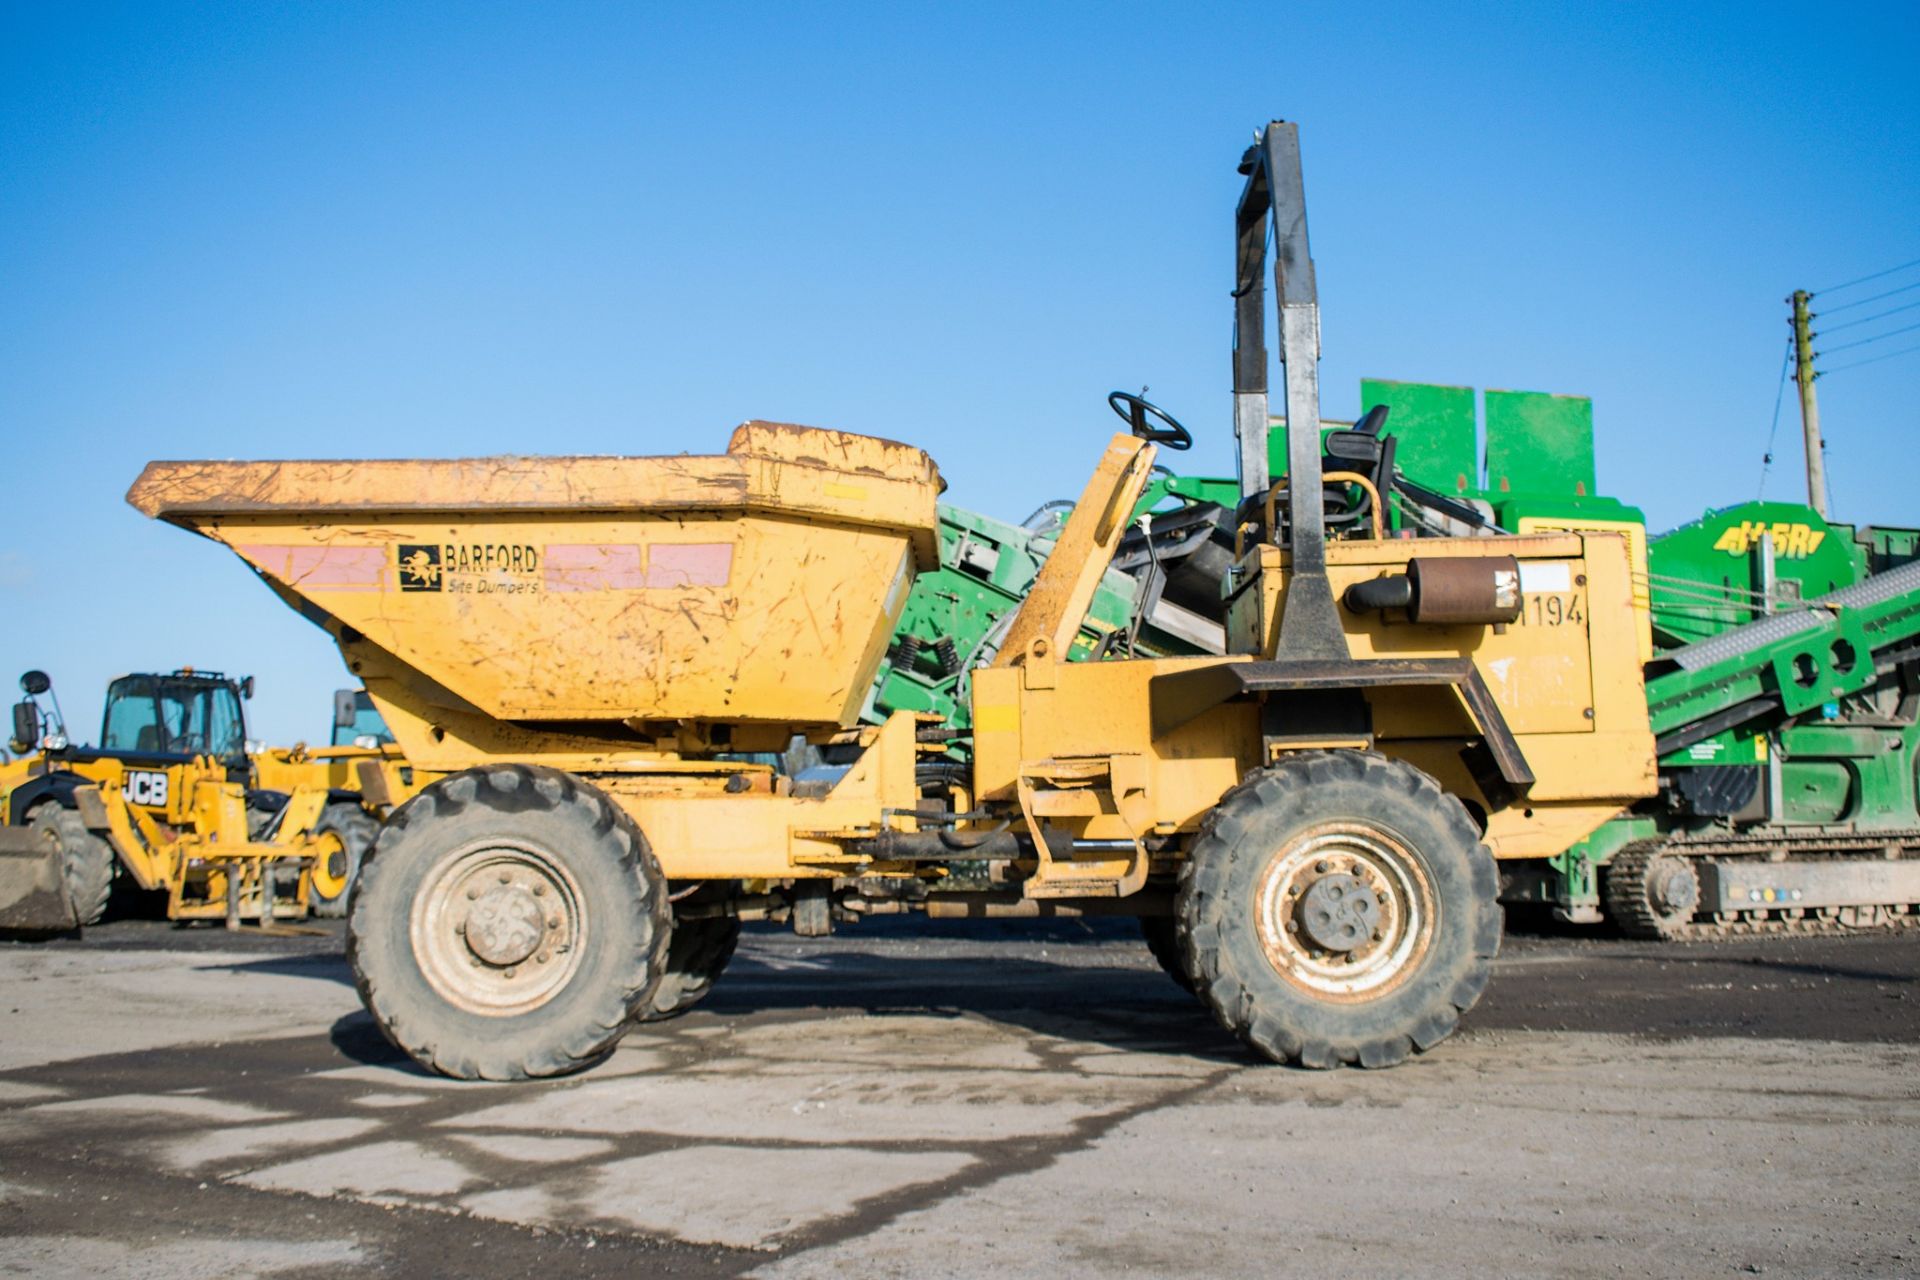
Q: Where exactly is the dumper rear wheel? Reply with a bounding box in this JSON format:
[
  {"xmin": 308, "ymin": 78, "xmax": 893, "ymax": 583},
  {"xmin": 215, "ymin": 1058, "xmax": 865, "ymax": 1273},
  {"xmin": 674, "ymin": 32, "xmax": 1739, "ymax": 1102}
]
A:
[
  {"xmin": 1138, "ymin": 916, "xmax": 1195, "ymax": 993},
  {"xmin": 638, "ymin": 912, "xmax": 741, "ymax": 1022},
  {"xmin": 348, "ymin": 765, "xmax": 670, "ymax": 1080},
  {"xmin": 29, "ymin": 804, "xmax": 114, "ymax": 927},
  {"xmin": 1176, "ymin": 751, "xmax": 1498, "ymax": 1069}
]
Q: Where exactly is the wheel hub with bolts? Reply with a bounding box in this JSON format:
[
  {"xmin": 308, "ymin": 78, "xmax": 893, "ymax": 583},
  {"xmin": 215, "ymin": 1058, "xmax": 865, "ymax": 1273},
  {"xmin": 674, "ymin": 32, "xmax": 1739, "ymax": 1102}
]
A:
[
  {"xmin": 1255, "ymin": 822, "xmax": 1435, "ymax": 999},
  {"xmin": 464, "ymin": 880, "xmax": 549, "ymax": 968},
  {"xmin": 411, "ymin": 841, "xmax": 585, "ymax": 1016},
  {"xmin": 1296, "ymin": 871, "xmax": 1381, "ymax": 952}
]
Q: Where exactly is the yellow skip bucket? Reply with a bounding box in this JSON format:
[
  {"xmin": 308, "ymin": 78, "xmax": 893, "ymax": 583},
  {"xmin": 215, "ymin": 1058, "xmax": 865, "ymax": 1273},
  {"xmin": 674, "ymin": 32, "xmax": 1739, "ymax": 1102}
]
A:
[{"xmin": 129, "ymin": 423, "xmax": 941, "ymax": 732}]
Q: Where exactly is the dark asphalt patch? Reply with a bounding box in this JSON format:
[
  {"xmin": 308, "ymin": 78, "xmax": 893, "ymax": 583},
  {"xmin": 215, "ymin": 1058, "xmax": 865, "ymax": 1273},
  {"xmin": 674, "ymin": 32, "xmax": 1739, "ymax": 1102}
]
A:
[{"xmin": 0, "ymin": 1145, "xmax": 759, "ymax": 1280}]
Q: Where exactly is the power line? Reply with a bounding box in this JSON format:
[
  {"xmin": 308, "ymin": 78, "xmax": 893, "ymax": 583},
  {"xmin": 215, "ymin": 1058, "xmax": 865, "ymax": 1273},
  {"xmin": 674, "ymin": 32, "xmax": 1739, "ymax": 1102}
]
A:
[
  {"xmin": 1756, "ymin": 337, "xmax": 1793, "ymax": 498},
  {"xmin": 1814, "ymin": 256, "xmax": 1920, "ymax": 295},
  {"xmin": 1822, "ymin": 341, "xmax": 1920, "ymax": 376},
  {"xmin": 1821, "ymin": 319, "xmax": 1920, "ymax": 356},
  {"xmin": 1818, "ymin": 279, "xmax": 1920, "ymax": 315},
  {"xmin": 1818, "ymin": 298, "xmax": 1920, "ymax": 334}
]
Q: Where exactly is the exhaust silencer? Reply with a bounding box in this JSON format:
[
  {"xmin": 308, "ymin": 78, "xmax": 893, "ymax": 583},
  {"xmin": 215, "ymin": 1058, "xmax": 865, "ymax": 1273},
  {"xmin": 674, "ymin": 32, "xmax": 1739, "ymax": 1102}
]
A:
[{"xmin": 1344, "ymin": 556, "xmax": 1522, "ymax": 626}]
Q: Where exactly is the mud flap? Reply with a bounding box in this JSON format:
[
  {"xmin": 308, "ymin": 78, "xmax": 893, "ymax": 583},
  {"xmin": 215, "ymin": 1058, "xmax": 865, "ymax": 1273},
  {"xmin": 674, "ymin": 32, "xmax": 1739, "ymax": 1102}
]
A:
[{"xmin": 0, "ymin": 824, "xmax": 79, "ymax": 933}]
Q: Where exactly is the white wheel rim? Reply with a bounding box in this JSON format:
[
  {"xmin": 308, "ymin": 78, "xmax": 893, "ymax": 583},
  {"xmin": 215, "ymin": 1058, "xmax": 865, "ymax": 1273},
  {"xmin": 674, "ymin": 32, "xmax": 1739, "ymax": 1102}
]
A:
[
  {"xmin": 410, "ymin": 838, "xmax": 588, "ymax": 1016},
  {"xmin": 1254, "ymin": 821, "xmax": 1436, "ymax": 999}
]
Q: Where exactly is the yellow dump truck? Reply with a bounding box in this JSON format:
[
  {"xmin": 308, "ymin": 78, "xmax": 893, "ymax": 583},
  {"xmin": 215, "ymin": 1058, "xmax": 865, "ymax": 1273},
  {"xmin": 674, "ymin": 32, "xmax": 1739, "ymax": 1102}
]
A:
[{"xmin": 122, "ymin": 123, "xmax": 1657, "ymax": 1078}]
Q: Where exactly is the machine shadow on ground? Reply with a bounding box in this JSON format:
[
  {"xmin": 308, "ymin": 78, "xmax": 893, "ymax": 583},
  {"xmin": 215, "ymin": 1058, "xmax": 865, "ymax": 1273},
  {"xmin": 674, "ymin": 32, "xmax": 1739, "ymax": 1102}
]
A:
[{"xmin": 182, "ymin": 910, "xmax": 1920, "ymax": 1072}]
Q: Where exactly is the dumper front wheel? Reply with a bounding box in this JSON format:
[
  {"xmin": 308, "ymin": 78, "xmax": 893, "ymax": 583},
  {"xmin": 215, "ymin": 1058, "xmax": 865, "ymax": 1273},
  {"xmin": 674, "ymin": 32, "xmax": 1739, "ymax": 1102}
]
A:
[
  {"xmin": 1176, "ymin": 751, "xmax": 1498, "ymax": 1069},
  {"xmin": 348, "ymin": 765, "xmax": 670, "ymax": 1080}
]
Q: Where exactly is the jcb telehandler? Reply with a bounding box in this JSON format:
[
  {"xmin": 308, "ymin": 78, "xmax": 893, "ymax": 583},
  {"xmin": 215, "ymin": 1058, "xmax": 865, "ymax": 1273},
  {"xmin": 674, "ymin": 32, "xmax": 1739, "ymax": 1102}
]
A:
[
  {"xmin": 127, "ymin": 122, "xmax": 1657, "ymax": 1078},
  {"xmin": 0, "ymin": 668, "xmax": 395, "ymax": 929}
]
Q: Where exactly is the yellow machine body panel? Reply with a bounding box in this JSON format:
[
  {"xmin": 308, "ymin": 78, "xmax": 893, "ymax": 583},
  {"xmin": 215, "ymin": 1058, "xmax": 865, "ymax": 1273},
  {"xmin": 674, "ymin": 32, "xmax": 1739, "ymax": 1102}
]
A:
[
  {"xmin": 1232, "ymin": 530, "xmax": 1654, "ymax": 854},
  {"xmin": 128, "ymin": 424, "xmax": 941, "ymax": 770},
  {"xmin": 972, "ymin": 527, "xmax": 1654, "ymax": 863},
  {"xmin": 254, "ymin": 743, "xmax": 431, "ymax": 818},
  {"xmin": 1514, "ymin": 514, "xmax": 1653, "ymax": 661}
]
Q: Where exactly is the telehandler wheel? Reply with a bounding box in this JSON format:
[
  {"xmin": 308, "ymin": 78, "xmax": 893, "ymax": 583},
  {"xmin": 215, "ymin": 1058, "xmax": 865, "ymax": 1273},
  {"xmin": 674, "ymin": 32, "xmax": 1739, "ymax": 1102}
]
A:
[
  {"xmin": 637, "ymin": 913, "xmax": 741, "ymax": 1022},
  {"xmin": 347, "ymin": 765, "xmax": 670, "ymax": 1081},
  {"xmin": 1138, "ymin": 916, "xmax": 1195, "ymax": 994},
  {"xmin": 1176, "ymin": 751, "xmax": 1499, "ymax": 1070},
  {"xmin": 29, "ymin": 804, "xmax": 114, "ymax": 926},
  {"xmin": 309, "ymin": 802, "xmax": 378, "ymax": 919}
]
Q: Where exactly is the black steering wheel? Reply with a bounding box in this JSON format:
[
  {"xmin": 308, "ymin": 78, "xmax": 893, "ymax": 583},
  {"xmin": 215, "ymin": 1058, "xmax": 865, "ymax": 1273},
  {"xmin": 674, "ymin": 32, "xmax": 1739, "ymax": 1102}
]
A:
[{"xmin": 1107, "ymin": 391, "xmax": 1192, "ymax": 451}]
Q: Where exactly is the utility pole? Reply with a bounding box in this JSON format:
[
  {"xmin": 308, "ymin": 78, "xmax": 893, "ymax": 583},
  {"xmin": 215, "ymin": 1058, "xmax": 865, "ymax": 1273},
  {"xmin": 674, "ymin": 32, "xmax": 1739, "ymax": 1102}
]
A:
[{"xmin": 1790, "ymin": 289, "xmax": 1828, "ymax": 517}]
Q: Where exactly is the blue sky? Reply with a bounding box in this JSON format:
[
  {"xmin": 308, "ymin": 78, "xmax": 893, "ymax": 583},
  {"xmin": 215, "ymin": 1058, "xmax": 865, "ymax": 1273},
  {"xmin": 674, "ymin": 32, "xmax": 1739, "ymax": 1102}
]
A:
[{"xmin": 3, "ymin": 2, "xmax": 1916, "ymax": 744}]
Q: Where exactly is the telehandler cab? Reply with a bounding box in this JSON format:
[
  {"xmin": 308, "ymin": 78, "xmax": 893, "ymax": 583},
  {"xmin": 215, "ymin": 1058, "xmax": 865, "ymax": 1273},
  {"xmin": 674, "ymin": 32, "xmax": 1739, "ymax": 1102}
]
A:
[
  {"xmin": 126, "ymin": 122, "xmax": 1656, "ymax": 1077},
  {"xmin": 0, "ymin": 668, "xmax": 399, "ymax": 928}
]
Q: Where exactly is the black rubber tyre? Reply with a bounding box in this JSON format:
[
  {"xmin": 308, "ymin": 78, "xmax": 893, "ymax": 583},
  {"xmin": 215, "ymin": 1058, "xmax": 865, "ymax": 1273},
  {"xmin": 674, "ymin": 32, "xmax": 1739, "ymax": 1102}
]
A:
[
  {"xmin": 1175, "ymin": 750, "xmax": 1500, "ymax": 1069},
  {"xmin": 347, "ymin": 765, "xmax": 670, "ymax": 1080},
  {"xmin": 1138, "ymin": 915, "xmax": 1195, "ymax": 994},
  {"xmin": 637, "ymin": 913, "xmax": 741, "ymax": 1022},
  {"xmin": 309, "ymin": 802, "xmax": 379, "ymax": 919},
  {"xmin": 29, "ymin": 804, "xmax": 115, "ymax": 926}
]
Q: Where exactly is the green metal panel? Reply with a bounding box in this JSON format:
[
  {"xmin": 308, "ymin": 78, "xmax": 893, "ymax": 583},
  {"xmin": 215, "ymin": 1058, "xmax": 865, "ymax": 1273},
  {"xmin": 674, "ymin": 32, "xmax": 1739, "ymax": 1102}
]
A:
[
  {"xmin": 1357, "ymin": 378, "xmax": 1477, "ymax": 495},
  {"xmin": 1648, "ymin": 501, "xmax": 1858, "ymax": 647},
  {"xmin": 1778, "ymin": 762, "xmax": 1853, "ymax": 825},
  {"xmin": 1769, "ymin": 610, "xmax": 1874, "ymax": 716},
  {"xmin": 1484, "ymin": 389, "xmax": 1595, "ymax": 498},
  {"xmin": 1862, "ymin": 525, "xmax": 1920, "ymax": 573},
  {"xmin": 1659, "ymin": 726, "xmax": 1767, "ymax": 767},
  {"xmin": 1492, "ymin": 493, "xmax": 1645, "ymax": 534},
  {"xmin": 1134, "ymin": 472, "xmax": 1239, "ymax": 519}
]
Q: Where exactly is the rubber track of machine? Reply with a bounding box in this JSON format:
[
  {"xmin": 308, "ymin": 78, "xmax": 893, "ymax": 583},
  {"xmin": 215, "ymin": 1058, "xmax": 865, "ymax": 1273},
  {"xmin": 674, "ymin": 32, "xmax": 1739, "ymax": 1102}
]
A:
[
  {"xmin": 1603, "ymin": 841, "xmax": 1698, "ymax": 941},
  {"xmin": 30, "ymin": 804, "xmax": 114, "ymax": 926},
  {"xmin": 639, "ymin": 916, "xmax": 742, "ymax": 1021},
  {"xmin": 348, "ymin": 764, "xmax": 671, "ymax": 1080},
  {"xmin": 1175, "ymin": 751, "xmax": 1499, "ymax": 1070}
]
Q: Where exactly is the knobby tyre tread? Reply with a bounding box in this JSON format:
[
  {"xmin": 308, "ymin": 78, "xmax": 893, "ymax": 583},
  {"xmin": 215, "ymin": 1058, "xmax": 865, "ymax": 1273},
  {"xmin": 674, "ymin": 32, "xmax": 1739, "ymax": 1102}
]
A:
[
  {"xmin": 30, "ymin": 804, "xmax": 114, "ymax": 926},
  {"xmin": 1138, "ymin": 915, "xmax": 1195, "ymax": 994},
  {"xmin": 310, "ymin": 802, "xmax": 379, "ymax": 919},
  {"xmin": 638, "ymin": 914, "xmax": 742, "ymax": 1021},
  {"xmin": 1174, "ymin": 750, "xmax": 1499, "ymax": 1070},
  {"xmin": 347, "ymin": 764, "xmax": 670, "ymax": 1080}
]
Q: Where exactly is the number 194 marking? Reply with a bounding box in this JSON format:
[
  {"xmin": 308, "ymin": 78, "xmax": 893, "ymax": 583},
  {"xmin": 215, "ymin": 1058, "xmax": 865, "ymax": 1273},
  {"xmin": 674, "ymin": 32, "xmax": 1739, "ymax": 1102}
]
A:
[{"xmin": 1522, "ymin": 594, "xmax": 1584, "ymax": 627}]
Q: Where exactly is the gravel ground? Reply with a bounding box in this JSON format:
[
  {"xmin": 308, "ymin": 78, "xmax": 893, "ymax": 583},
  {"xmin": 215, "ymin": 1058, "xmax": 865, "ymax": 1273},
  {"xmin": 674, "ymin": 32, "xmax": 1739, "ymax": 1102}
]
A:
[{"xmin": 0, "ymin": 915, "xmax": 1915, "ymax": 1278}]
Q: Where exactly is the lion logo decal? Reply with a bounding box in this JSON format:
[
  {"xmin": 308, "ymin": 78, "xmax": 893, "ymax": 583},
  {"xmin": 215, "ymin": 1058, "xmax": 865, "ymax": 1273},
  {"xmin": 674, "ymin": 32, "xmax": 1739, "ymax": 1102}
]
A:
[{"xmin": 397, "ymin": 545, "xmax": 443, "ymax": 592}]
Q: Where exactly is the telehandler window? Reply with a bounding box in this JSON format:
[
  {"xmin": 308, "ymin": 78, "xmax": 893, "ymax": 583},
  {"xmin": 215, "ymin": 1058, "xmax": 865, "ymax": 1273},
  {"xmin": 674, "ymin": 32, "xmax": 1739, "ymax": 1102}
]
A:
[
  {"xmin": 101, "ymin": 676, "xmax": 246, "ymax": 758},
  {"xmin": 102, "ymin": 676, "xmax": 162, "ymax": 753}
]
